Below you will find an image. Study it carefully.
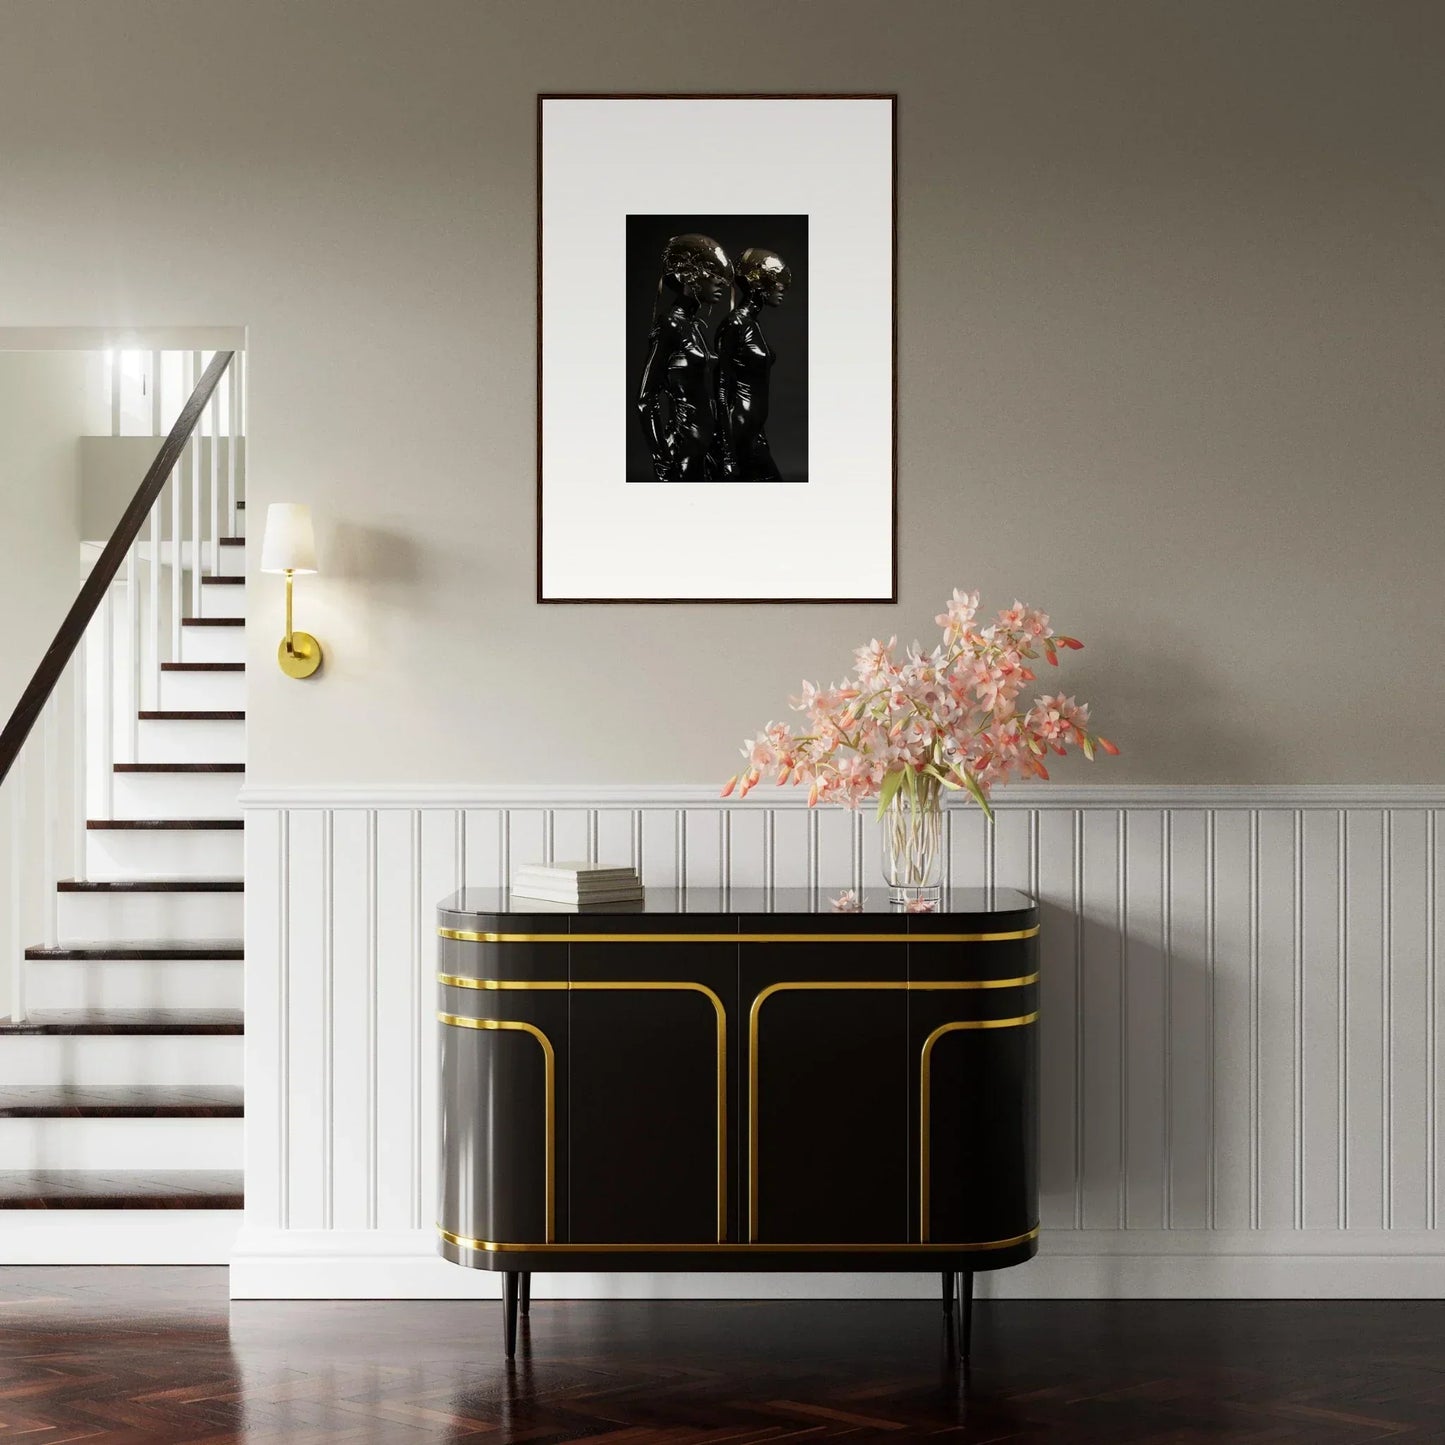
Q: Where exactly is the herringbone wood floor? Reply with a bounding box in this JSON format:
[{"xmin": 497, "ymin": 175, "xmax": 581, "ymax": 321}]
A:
[{"xmin": 1, "ymin": 1269, "xmax": 1444, "ymax": 1442}]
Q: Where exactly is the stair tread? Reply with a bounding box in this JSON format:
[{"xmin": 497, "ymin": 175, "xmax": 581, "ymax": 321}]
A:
[
  {"xmin": 218, "ymin": 537, "xmax": 245, "ymax": 547},
  {"xmin": 88, "ymin": 819, "xmax": 244, "ymax": 830},
  {"xmin": 137, "ymin": 710, "xmax": 245, "ymax": 721},
  {"xmin": 0, "ymin": 1169, "xmax": 243, "ymax": 1209},
  {"xmin": 0, "ymin": 1009, "xmax": 243, "ymax": 1035},
  {"xmin": 201, "ymin": 575, "xmax": 245, "ymax": 585},
  {"xmin": 57, "ymin": 878, "xmax": 243, "ymax": 892},
  {"xmin": 26, "ymin": 942, "xmax": 243, "ymax": 960},
  {"xmin": 161, "ymin": 663, "xmax": 244, "ymax": 672},
  {"xmin": 181, "ymin": 617, "xmax": 243, "ymax": 627},
  {"xmin": 0, "ymin": 1085, "xmax": 243, "ymax": 1118},
  {"xmin": 114, "ymin": 762, "xmax": 243, "ymax": 773}
]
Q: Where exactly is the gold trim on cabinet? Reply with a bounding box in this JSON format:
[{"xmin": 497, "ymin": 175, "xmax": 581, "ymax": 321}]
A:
[
  {"xmin": 918, "ymin": 1012, "xmax": 1040, "ymax": 1241},
  {"xmin": 746, "ymin": 981, "xmax": 1039, "ymax": 1241},
  {"xmin": 436, "ymin": 978, "xmax": 729, "ymax": 1243},
  {"xmin": 435, "ymin": 1012, "xmax": 555, "ymax": 1243},
  {"xmin": 437, "ymin": 1224, "xmax": 1040, "ymax": 1254},
  {"xmin": 438, "ymin": 926, "xmax": 1039, "ymax": 945}
]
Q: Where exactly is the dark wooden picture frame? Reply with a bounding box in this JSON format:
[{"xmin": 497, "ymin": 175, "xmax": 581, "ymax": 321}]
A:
[{"xmin": 536, "ymin": 93, "xmax": 898, "ymax": 605}]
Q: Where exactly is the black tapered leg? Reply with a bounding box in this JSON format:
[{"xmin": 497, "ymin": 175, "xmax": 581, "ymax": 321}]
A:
[
  {"xmin": 959, "ymin": 1270, "xmax": 974, "ymax": 1361},
  {"xmin": 941, "ymin": 1271, "xmax": 954, "ymax": 1316},
  {"xmin": 520, "ymin": 1272, "xmax": 531, "ymax": 1318},
  {"xmin": 502, "ymin": 1272, "xmax": 520, "ymax": 1359}
]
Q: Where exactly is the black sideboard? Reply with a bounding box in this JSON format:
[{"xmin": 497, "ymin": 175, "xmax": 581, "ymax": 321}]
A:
[{"xmin": 435, "ymin": 886, "xmax": 1040, "ymax": 1357}]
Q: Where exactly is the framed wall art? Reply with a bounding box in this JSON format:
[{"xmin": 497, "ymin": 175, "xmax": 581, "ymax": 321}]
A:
[{"xmin": 537, "ymin": 93, "xmax": 896, "ymax": 603}]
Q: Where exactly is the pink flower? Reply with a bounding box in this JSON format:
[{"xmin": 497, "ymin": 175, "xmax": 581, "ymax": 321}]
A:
[
  {"xmin": 905, "ymin": 897, "xmax": 938, "ymax": 913},
  {"xmin": 831, "ymin": 889, "xmax": 863, "ymax": 913},
  {"xmin": 722, "ymin": 588, "xmax": 1111, "ymax": 808}
]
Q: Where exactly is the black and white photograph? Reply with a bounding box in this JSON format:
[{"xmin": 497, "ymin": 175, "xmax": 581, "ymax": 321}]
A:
[
  {"xmin": 626, "ymin": 214, "xmax": 809, "ymax": 486},
  {"xmin": 538, "ymin": 94, "xmax": 894, "ymax": 602}
]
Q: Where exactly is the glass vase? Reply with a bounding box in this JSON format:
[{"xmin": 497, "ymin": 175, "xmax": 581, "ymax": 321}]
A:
[{"xmin": 879, "ymin": 784, "xmax": 945, "ymax": 908}]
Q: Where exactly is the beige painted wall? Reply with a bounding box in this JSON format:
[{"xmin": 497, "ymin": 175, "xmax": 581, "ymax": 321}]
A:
[
  {"xmin": 0, "ymin": 0, "xmax": 1439, "ymax": 785},
  {"xmin": 0, "ymin": 351, "xmax": 87, "ymax": 722}
]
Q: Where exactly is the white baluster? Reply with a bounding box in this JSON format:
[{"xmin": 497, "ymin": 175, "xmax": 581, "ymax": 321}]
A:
[
  {"xmin": 127, "ymin": 544, "xmax": 140, "ymax": 756},
  {"xmin": 209, "ymin": 370, "xmax": 221, "ymax": 576},
  {"xmin": 110, "ymin": 350, "xmax": 122, "ymax": 437},
  {"xmin": 228, "ymin": 352, "xmax": 239, "ymax": 530},
  {"xmin": 101, "ymin": 588, "xmax": 114, "ymax": 820},
  {"xmin": 73, "ymin": 634, "xmax": 87, "ymax": 886},
  {"xmin": 151, "ymin": 349, "xmax": 163, "ymax": 435},
  {"xmin": 191, "ymin": 358, "xmax": 203, "ymax": 617},
  {"xmin": 9, "ymin": 757, "xmax": 24, "ymax": 1023},
  {"xmin": 233, "ymin": 350, "xmax": 243, "ymax": 522},
  {"xmin": 170, "ymin": 359, "xmax": 186, "ymax": 662},
  {"xmin": 42, "ymin": 696, "xmax": 58, "ymax": 948},
  {"xmin": 147, "ymin": 501, "xmax": 161, "ymax": 713}
]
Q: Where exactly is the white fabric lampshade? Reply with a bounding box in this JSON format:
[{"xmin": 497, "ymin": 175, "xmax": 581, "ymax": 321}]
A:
[{"xmin": 260, "ymin": 503, "xmax": 319, "ymax": 574}]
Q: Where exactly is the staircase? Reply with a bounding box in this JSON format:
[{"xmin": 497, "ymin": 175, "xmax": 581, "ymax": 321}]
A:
[{"xmin": 0, "ymin": 350, "xmax": 246, "ymax": 1261}]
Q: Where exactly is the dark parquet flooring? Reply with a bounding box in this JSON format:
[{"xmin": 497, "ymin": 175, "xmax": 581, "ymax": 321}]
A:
[{"xmin": 2, "ymin": 1268, "xmax": 1444, "ymax": 1442}]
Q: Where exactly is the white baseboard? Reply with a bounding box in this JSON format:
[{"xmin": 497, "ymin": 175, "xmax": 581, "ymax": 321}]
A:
[
  {"xmin": 227, "ymin": 1228, "xmax": 1445, "ymax": 1300},
  {"xmin": 0, "ymin": 1212, "xmax": 240, "ymax": 1264}
]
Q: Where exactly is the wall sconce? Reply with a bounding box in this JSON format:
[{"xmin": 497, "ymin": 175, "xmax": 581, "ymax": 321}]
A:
[{"xmin": 260, "ymin": 503, "xmax": 323, "ymax": 679}]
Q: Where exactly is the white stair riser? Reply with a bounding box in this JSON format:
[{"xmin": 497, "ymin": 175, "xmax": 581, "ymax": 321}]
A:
[
  {"xmin": 159, "ymin": 670, "xmax": 245, "ymax": 711},
  {"xmin": 200, "ymin": 585, "xmax": 246, "ymax": 620},
  {"xmin": 0, "ymin": 1214, "xmax": 240, "ymax": 1265},
  {"xmin": 58, "ymin": 891, "xmax": 243, "ymax": 945},
  {"xmin": 0, "ymin": 1035, "xmax": 242, "ymax": 1086},
  {"xmin": 86, "ymin": 829, "xmax": 243, "ymax": 880},
  {"xmin": 112, "ymin": 771, "xmax": 241, "ymax": 819},
  {"xmin": 0, "ymin": 1118, "xmax": 242, "ymax": 1171},
  {"xmin": 180, "ymin": 626, "xmax": 245, "ymax": 665},
  {"xmin": 137, "ymin": 718, "xmax": 245, "ymax": 764},
  {"xmin": 24, "ymin": 961, "xmax": 242, "ymax": 1011},
  {"xmin": 216, "ymin": 544, "xmax": 246, "ymax": 578}
]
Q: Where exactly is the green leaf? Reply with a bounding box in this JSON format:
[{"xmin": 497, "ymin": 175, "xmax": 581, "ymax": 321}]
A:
[
  {"xmin": 875, "ymin": 767, "xmax": 905, "ymax": 821},
  {"xmin": 924, "ymin": 763, "xmax": 962, "ymax": 790},
  {"xmin": 1082, "ymin": 735, "xmax": 1095, "ymax": 761},
  {"xmin": 960, "ymin": 769, "xmax": 995, "ymax": 824}
]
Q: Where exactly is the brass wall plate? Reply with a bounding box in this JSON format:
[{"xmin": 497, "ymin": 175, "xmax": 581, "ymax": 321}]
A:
[{"xmin": 278, "ymin": 631, "xmax": 322, "ymax": 679}]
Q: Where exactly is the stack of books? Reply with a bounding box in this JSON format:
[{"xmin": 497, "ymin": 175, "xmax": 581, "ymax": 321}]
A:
[{"xmin": 510, "ymin": 862, "xmax": 644, "ymax": 907}]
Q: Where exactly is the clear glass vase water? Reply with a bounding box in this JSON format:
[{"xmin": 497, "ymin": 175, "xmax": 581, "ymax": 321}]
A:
[{"xmin": 880, "ymin": 784, "xmax": 944, "ymax": 908}]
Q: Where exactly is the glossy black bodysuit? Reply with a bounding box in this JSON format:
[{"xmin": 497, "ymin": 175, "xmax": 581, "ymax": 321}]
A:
[
  {"xmin": 712, "ymin": 300, "xmax": 781, "ymax": 483},
  {"xmin": 636, "ymin": 296, "xmax": 715, "ymax": 483}
]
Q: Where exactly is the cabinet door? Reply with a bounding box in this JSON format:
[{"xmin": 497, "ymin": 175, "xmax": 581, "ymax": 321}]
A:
[
  {"xmin": 742, "ymin": 923, "xmax": 909, "ymax": 1244},
  {"xmin": 908, "ymin": 935, "xmax": 1039, "ymax": 1245},
  {"xmin": 438, "ymin": 928, "xmax": 571, "ymax": 1249},
  {"xmin": 568, "ymin": 934, "xmax": 738, "ymax": 1244}
]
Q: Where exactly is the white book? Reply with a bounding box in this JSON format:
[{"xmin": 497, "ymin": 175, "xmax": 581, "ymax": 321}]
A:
[
  {"xmin": 511, "ymin": 885, "xmax": 646, "ymax": 905},
  {"xmin": 514, "ymin": 861, "xmax": 637, "ymax": 884}
]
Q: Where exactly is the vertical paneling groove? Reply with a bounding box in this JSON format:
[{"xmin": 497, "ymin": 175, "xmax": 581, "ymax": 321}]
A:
[
  {"xmin": 679, "ymin": 808, "xmax": 689, "ymax": 891},
  {"xmin": 1163, "ymin": 810, "xmax": 1173, "ymax": 1228},
  {"xmin": 1429, "ymin": 810, "xmax": 1438, "ymax": 1231},
  {"xmin": 1382, "ymin": 810, "xmax": 1393, "ymax": 1229},
  {"xmin": 1293, "ymin": 809, "xmax": 1305, "ymax": 1231},
  {"xmin": 1117, "ymin": 809, "xmax": 1128, "ymax": 1232},
  {"xmin": 1338, "ymin": 810, "xmax": 1349, "ymax": 1229},
  {"xmin": 321, "ymin": 809, "xmax": 334, "ymax": 1229},
  {"xmin": 1206, "ymin": 808, "xmax": 1217, "ymax": 1230},
  {"xmin": 409, "ymin": 809, "xmax": 421, "ymax": 1231},
  {"xmin": 366, "ymin": 808, "xmax": 378, "ymax": 1230},
  {"xmin": 500, "ymin": 810, "xmax": 511, "ymax": 889},
  {"xmin": 278, "ymin": 810, "xmax": 291, "ymax": 1231},
  {"xmin": 1249, "ymin": 809, "xmax": 1260, "ymax": 1230},
  {"xmin": 1072, "ymin": 808, "xmax": 1085, "ymax": 1231}
]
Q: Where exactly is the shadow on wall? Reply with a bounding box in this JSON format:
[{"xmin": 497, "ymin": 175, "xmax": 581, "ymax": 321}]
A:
[
  {"xmin": 307, "ymin": 521, "xmax": 424, "ymax": 673},
  {"xmin": 1033, "ymin": 885, "xmax": 1223, "ymax": 1292}
]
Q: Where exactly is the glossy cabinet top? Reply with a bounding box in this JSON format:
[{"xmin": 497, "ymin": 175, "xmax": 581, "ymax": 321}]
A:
[{"xmin": 437, "ymin": 886, "xmax": 1037, "ymax": 931}]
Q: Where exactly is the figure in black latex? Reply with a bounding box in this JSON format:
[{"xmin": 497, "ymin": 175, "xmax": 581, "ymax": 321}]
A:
[
  {"xmin": 712, "ymin": 247, "xmax": 792, "ymax": 483},
  {"xmin": 636, "ymin": 234, "xmax": 732, "ymax": 483}
]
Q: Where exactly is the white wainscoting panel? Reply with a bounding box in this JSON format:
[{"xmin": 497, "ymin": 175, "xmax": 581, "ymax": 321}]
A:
[{"xmin": 233, "ymin": 785, "xmax": 1445, "ymax": 1298}]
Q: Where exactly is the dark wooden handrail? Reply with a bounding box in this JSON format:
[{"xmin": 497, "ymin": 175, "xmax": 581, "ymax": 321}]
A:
[{"xmin": 0, "ymin": 350, "xmax": 235, "ymax": 789}]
